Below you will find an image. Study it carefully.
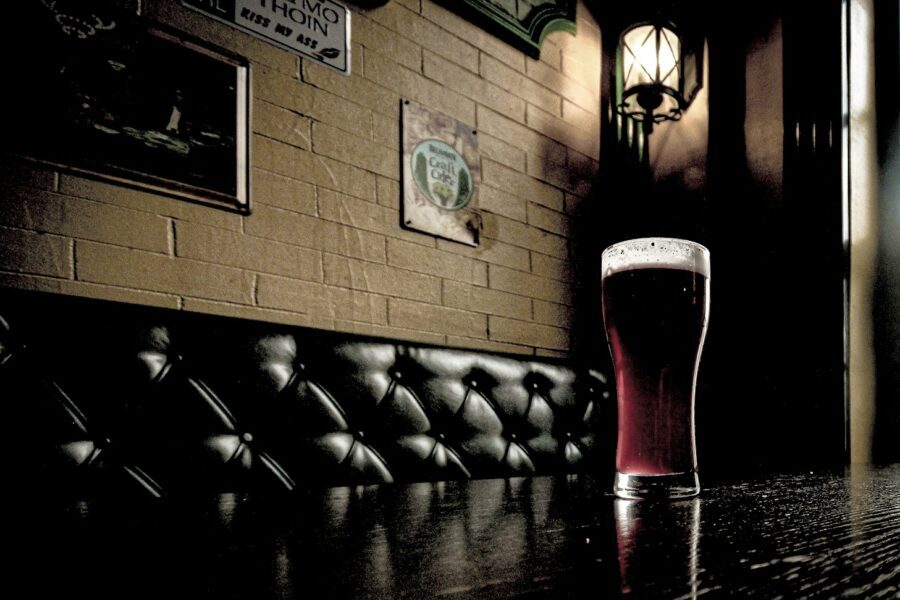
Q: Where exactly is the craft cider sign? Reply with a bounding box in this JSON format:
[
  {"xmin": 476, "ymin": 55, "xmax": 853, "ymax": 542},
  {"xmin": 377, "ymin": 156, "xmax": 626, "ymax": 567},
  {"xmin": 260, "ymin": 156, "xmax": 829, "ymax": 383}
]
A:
[
  {"xmin": 181, "ymin": 0, "xmax": 350, "ymax": 74},
  {"xmin": 411, "ymin": 140, "xmax": 473, "ymax": 211},
  {"xmin": 402, "ymin": 100, "xmax": 481, "ymax": 247}
]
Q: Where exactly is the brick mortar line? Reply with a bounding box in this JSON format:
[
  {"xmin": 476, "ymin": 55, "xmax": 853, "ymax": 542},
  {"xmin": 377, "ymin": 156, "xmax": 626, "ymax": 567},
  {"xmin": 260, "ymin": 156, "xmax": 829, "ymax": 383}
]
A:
[
  {"xmin": 169, "ymin": 218, "xmax": 177, "ymax": 257},
  {"xmin": 306, "ymin": 275, "xmax": 435, "ymax": 305},
  {"xmin": 255, "ymin": 136, "xmax": 388, "ymax": 199},
  {"xmin": 74, "ymin": 240, "xmax": 174, "ymax": 259},
  {"xmin": 420, "ymin": 41, "xmax": 598, "ymax": 112},
  {"xmin": 69, "ymin": 238, "xmax": 76, "ymax": 281},
  {"xmin": 476, "ymin": 109, "xmax": 598, "ymax": 162},
  {"xmin": 0, "ymin": 269, "xmax": 182, "ymax": 301},
  {"xmin": 308, "ymin": 121, "xmax": 400, "ymax": 161},
  {"xmin": 180, "ymin": 295, "xmax": 332, "ymax": 321},
  {"xmin": 50, "ymin": 178, "xmax": 244, "ymax": 228},
  {"xmin": 253, "ymin": 92, "xmax": 376, "ymax": 140},
  {"xmin": 312, "ymin": 244, "xmax": 571, "ymax": 286},
  {"xmin": 80, "ymin": 230, "xmax": 326, "ymax": 283},
  {"xmin": 253, "ymin": 130, "xmax": 312, "ymax": 155}
]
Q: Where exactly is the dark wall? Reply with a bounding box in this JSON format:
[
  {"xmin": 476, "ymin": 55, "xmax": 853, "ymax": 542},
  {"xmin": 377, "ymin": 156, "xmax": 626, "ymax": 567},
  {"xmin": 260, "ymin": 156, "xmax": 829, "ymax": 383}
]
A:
[
  {"xmin": 873, "ymin": 0, "xmax": 900, "ymax": 463},
  {"xmin": 580, "ymin": 0, "xmax": 849, "ymax": 477},
  {"xmin": 698, "ymin": 1, "xmax": 847, "ymax": 475}
]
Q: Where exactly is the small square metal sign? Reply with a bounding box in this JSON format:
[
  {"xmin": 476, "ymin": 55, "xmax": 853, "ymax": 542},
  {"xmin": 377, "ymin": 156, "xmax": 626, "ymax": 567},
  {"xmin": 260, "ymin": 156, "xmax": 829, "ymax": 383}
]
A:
[
  {"xmin": 402, "ymin": 100, "xmax": 481, "ymax": 247},
  {"xmin": 181, "ymin": 0, "xmax": 350, "ymax": 75}
]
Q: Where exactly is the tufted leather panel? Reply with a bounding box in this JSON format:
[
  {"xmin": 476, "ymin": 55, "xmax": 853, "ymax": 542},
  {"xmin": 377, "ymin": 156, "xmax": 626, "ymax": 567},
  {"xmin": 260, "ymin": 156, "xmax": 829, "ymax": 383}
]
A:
[{"xmin": 1, "ymin": 289, "xmax": 611, "ymax": 497}]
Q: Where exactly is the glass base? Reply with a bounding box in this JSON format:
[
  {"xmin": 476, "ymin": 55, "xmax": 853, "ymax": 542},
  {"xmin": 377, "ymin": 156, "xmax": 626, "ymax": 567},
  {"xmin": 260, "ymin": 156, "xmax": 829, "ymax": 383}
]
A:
[{"xmin": 614, "ymin": 470, "xmax": 700, "ymax": 500}]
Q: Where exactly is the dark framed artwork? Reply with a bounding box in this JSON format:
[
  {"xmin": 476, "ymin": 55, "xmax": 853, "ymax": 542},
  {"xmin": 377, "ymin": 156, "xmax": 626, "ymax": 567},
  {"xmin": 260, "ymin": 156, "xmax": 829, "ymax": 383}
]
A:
[
  {"xmin": 432, "ymin": 0, "xmax": 576, "ymax": 58},
  {"xmin": 5, "ymin": 2, "xmax": 251, "ymax": 213}
]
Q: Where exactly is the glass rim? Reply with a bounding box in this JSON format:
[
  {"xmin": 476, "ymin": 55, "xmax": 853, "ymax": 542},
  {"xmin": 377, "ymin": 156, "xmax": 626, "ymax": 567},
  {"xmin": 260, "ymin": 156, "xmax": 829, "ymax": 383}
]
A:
[
  {"xmin": 602, "ymin": 237, "xmax": 709, "ymax": 256},
  {"xmin": 601, "ymin": 237, "xmax": 710, "ymax": 278}
]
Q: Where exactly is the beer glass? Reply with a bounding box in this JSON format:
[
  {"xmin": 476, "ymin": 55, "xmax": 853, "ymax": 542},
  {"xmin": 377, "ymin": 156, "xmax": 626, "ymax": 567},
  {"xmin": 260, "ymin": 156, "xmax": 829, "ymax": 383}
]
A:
[{"xmin": 601, "ymin": 238, "xmax": 710, "ymax": 499}]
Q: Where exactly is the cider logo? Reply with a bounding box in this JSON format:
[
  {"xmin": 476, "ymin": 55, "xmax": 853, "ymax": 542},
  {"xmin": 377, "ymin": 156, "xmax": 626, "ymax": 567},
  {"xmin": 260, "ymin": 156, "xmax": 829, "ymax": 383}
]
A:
[{"xmin": 411, "ymin": 139, "xmax": 473, "ymax": 210}]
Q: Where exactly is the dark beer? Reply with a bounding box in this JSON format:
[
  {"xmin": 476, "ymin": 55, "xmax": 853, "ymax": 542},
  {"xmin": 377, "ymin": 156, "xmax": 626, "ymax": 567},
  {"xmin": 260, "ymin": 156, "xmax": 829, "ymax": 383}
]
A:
[{"xmin": 602, "ymin": 238, "xmax": 709, "ymax": 498}]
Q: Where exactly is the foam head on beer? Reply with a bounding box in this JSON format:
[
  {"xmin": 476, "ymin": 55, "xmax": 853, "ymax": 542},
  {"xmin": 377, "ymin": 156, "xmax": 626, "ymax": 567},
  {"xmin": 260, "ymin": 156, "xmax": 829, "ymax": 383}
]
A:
[
  {"xmin": 602, "ymin": 238, "xmax": 709, "ymax": 496},
  {"xmin": 602, "ymin": 237, "xmax": 710, "ymax": 280}
]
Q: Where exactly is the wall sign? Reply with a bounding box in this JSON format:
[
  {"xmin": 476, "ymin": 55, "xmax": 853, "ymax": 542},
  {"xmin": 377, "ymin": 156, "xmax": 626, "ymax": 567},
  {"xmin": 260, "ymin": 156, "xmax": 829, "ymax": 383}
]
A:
[
  {"xmin": 402, "ymin": 100, "xmax": 481, "ymax": 247},
  {"xmin": 181, "ymin": 0, "xmax": 350, "ymax": 75},
  {"xmin": 432, "ymin": 0, "xmax": 576, "ymax": 59}
]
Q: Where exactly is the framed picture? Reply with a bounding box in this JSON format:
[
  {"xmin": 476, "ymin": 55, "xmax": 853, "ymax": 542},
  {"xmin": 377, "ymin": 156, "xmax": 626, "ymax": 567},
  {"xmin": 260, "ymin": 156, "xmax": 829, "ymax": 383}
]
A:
[
  {"xmin": 5, "ymin": 2, "xmax": 251, "ymax": 213},
  {"xmin": 431, "ymin": 0, "xmax": 576, "ymax": 59}
]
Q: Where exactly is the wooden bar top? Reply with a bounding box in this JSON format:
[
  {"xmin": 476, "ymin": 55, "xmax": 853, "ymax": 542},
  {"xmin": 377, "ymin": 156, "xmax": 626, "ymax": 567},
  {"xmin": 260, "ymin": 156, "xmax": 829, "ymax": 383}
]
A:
[{"xmin": 13, "ymin": 465, "xmax": 900, "ymax": 598}]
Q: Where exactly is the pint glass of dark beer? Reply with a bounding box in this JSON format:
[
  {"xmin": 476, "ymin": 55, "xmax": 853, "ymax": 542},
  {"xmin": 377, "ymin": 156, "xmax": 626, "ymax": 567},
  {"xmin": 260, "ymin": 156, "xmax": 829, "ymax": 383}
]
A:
[{"xmin": 601, "ymin": 238, "xmax": 710, "ymax": 499}]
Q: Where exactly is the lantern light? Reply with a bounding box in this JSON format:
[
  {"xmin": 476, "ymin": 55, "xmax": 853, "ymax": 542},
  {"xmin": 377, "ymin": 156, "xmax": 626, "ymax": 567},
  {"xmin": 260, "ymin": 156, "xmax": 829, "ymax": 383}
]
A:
[{"xmin": 617, "ymin": 22, "xmax": 702, "ymax": 134}]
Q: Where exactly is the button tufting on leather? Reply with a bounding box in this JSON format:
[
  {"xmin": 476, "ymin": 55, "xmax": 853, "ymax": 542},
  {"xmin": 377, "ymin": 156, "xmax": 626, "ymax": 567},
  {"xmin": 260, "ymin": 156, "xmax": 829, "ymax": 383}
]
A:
[{"xmin": 1, "ymin": 289, "xmax": 612, "ymax": 492}]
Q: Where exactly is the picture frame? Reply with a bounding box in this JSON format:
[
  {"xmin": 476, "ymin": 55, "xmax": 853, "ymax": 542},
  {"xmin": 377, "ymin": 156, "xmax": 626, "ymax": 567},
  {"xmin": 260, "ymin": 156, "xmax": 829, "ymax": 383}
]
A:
[
  {"xmin": 431, "ymin": 0, "xmax": 576, "ymax": 59},
  {"xmin": 5, "ymin": 3, "xmax": 251, "ymax": 213}
]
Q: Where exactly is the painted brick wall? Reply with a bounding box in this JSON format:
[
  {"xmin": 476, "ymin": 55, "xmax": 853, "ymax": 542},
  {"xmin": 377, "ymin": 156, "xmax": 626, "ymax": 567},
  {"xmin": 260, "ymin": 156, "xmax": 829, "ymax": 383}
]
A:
[{"xmin": 0, "ymin": 0, "xmax": 601, "ymax": 357}]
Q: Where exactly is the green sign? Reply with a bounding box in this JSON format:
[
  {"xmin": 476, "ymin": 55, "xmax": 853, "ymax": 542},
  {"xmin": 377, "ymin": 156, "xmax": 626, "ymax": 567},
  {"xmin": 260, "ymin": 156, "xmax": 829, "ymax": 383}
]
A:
[
  {"xmin": 411, "ymin": 140, "xmax": 473, "ymax": 211},
  {"xmin": 432, "ymin": 0, "xmax": 575, "ymax": 59}
]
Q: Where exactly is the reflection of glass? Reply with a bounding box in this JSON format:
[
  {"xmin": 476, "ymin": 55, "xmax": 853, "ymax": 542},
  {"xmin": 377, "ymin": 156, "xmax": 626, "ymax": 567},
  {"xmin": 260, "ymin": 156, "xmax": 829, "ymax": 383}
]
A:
[
  {"xmin": 602, "ymin": 238, "xmax": 710, "ymax": 499},
  {"xmin": 615, "ymin": 498, "xmax": 701, "ymax": 598},
  {"xmin": 847, "ymin": 464, "xmax": 874, "ymax": 570}
]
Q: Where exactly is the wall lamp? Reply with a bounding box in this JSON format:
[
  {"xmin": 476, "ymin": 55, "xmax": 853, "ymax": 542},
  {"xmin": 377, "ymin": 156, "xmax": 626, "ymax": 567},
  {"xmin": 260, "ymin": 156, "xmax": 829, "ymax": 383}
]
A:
[{"xmin": 616, "ymin": 21, "xmax": 704, "ymax": 134}]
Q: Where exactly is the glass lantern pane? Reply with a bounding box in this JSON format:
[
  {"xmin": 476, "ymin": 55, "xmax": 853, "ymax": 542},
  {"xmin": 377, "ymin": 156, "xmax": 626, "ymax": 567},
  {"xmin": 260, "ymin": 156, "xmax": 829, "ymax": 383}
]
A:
[
  {"xmin": 659, "ymin": 27, "xmax": 681, "ymax": 88},
  {"xmin": 622, "ymin": 25, "xmax": 657, "ymax": 87}
]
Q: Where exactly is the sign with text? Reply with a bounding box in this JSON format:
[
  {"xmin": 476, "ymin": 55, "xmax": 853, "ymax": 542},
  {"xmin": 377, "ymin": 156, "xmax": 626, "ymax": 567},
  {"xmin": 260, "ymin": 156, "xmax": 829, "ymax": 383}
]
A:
[
  {"xmin": 402, "ymin": 100, "xmax": 481, "ymax": 247},
  {"xmin": 181, "ymin": 0, "xmax": 350, "ymax": 74}
]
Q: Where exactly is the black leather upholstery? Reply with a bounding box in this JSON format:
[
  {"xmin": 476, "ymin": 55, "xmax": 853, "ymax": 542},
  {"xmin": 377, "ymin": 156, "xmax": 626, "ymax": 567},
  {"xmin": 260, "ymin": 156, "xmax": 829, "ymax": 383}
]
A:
[{"xmin": 1, "ymin": 289, "xmax": 611, "ymax": 497}]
